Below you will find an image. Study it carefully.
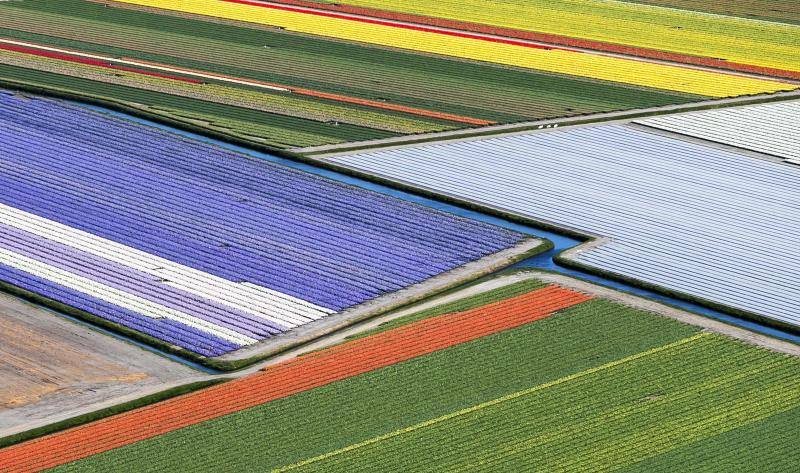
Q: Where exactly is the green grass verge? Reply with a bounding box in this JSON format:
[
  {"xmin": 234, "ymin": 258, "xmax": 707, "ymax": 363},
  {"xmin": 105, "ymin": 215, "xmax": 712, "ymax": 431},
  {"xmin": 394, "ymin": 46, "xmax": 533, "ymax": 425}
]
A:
[
  {"xmin": 0, "ymin": 379, "xmax": 228, "ymax": 450},
  {"xmin": 50, "ymin": 295, "xmax": 800, "ymax": 471}
]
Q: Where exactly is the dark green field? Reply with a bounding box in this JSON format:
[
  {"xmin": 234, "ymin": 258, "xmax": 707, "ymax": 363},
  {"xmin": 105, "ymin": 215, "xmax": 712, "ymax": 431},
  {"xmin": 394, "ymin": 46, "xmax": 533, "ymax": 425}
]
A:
[
  {"xmin": 0, "ymin": 0, "xmax": 700, "ymax": 149},
  {"xmin": 50, "ymin": 282, "xmax": 800, "ymax": 472}
]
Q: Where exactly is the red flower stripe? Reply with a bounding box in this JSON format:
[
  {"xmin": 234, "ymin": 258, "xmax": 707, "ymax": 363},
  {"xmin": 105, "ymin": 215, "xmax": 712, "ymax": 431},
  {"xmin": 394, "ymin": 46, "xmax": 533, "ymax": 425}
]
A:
[
  {"xmin": 0, "ymin": 285, "xmax": 591, "ymax": 472},
  {"xmin": 264, "ymin": 0, "xmax": 800, "ymax": 80},
  {"xmin": 0, "ymin": 43, "xmax": 204, "ymax": 84}
]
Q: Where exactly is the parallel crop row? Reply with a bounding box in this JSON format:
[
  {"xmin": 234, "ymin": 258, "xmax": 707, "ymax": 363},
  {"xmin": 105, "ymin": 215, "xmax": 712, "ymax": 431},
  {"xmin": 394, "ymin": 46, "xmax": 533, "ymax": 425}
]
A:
[
  {"xmin": 636, "ymin": 100, "xmax": 800, "ymax": 165},
  {"xmin": 5, "ymin": 281, "xmax": 796, "ymax": 471},
  {"xmin": 313, "ymin": 0, "xmax": 800, "ymax": 77},
  {"xmin": 108, "ymin": 0, "xmax": 795, "ymax": 97},
  {"xmin": 0, "ymin": 284, "xmax": 591, "ymax": 472},
  {"xmin": 0, "ymin": 47, "xmax": 456, "ymax": 135},
  {"xmin": 0, "ymin": 91, "xmax": 525, "ymax": 355},
  {"xmin": 0, "ymin": 0, "xmax": 701, "ymax": 128}
]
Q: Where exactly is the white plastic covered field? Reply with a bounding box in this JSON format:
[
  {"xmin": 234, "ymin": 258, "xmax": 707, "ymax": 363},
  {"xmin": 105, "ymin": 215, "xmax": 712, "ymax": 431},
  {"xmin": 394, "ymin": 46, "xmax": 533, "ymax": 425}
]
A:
[
  {"xmin": 331, "ymin": 124, "xmax": 800, "ymax": 328},
  {"xmin": 635, "ymin": 100, "xmax": 800, "ymax": 164}
]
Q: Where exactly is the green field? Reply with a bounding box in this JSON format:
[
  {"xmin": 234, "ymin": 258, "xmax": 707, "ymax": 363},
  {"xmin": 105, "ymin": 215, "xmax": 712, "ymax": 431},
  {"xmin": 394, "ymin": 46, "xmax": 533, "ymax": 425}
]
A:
[
  {"xmin": 0, "ymin": 64, "xmax": 396, "ymax": 148},
  {"xmin": 51, "ymin": 281, "xmax": 800, "ymax": 472},
  {"xmin": 0, "ymin": 0, "xmax": 698, "ymax": 131}
]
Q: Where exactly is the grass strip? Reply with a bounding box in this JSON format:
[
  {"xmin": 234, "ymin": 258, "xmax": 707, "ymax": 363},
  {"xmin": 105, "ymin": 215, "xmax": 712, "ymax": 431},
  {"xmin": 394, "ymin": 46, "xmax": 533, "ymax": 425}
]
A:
[{"xmin": 346, "ymin": 278, "xmax": 547, "ymax": 340}]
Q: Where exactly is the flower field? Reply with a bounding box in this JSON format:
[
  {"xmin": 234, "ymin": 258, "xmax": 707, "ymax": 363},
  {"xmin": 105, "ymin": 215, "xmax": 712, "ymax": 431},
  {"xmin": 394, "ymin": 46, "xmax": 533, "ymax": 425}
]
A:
[
  {"xmin": 2, "ymin": 276, "xmax": 797, "ymax": 471},
  {"xmin": 0, "ymin": 89, "xmax": 528, "ymax": 357},
  {"xmin": 636, "ymin": 100, "xmax": 800, "ymax": 165},
  {"xmin": 302, "ymin": 0, "xmax": 800, "ymax": 78},
  {"xmin": 1, "ymin": 0, "xmax": 798, "ymax": 469},
  {"xmin": 623, "ymin": 0, "xmax": 800, "ymax": 24},
  {"xmin": 110, "ymin": 0, "xmax": 794, "ymax": 97},
  {"xmin": 331, "ymin": 122, "xmax": 800, "ymax": 330},
  {"xmin": 0, "ymin": 0, "xmax": 712, "ymax": 150}
]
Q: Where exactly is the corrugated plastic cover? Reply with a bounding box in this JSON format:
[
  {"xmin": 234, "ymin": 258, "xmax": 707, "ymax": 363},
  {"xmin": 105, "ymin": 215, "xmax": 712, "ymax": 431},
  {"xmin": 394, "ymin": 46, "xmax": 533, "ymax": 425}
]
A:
[
  {"xmin": 331, "ymin": 124, "xmax": 800, "ymax": 327},
  {"xmin": 635, "ymin": 100, "xmax": 800, "ymax": 164}
]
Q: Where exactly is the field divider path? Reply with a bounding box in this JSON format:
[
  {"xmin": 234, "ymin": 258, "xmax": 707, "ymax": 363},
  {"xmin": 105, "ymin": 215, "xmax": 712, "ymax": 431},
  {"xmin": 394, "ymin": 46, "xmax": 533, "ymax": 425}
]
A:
[
  {"xmin": 0, "ymin": 38, "xmax": 491, "ymax": 126},
  {"xmin": 263, "ymin": 0, "xmax": 800, "ymax": 80},
  {"xmin": 0, "ymin": 285, "xmax": 591, "ymax": 472},
  {"xmin": 297, "ymin": 91, "xmax": 800, "ymax": 156},
  {"xmin": 273, "ymin": 332, "xmax": 712, "ymax": 472}
]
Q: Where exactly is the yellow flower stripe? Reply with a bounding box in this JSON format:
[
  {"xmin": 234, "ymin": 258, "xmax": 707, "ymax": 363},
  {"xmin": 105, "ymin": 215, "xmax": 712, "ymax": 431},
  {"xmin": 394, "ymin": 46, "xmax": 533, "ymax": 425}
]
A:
[
  {"xmin": 338, "ymin": 0, "xmax": 800, "ymax": 74},
  {"xmin": 113, "ymin": 0, "xmax": 794, "ymax": 98}
]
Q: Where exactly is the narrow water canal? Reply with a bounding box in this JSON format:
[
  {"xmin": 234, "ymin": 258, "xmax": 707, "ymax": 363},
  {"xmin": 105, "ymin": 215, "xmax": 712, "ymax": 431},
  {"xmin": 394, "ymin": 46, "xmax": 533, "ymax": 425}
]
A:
[{"xmin": 60, "ymin": 101, "xmax": 800, "ymax": 369}]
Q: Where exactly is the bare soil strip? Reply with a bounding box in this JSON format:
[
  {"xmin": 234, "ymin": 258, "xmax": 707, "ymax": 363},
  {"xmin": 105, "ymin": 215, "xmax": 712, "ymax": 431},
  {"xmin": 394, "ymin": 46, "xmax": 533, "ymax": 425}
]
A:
[{"xmin": 0, "ymin": 293, "xmax": 201, "ymax": 438}]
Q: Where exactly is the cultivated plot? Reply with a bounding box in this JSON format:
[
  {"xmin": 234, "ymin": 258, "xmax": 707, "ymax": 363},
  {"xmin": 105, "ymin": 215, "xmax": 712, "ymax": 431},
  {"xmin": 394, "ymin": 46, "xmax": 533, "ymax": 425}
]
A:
[
  {"xmin": 300, "ymin": 0, "xmax": 800, "ymax": 77},
  {"xmin": 636, "ymin": 100, "xmax": 800, "ymax": 164},
  {"xmin": 0, "ymin": 291, "xmax": 199, "ymax": 438},
  {"xmin": 108, "ymin": 0, "xmax": 794, "ymax": 97},
  {"xmin": 0, "ymin": 90, "xmax": 530, "ymax": 359},
  {"xmin": 330, "ymin": 123, "xmax": 800, "ymax": 329},
  {"xmin": 0, "ymin": 0, "xmax": 705, "ymax": 149},
  {"xmin": 2, "ymin": 275, "xmax": 797, "ymax": 472}
]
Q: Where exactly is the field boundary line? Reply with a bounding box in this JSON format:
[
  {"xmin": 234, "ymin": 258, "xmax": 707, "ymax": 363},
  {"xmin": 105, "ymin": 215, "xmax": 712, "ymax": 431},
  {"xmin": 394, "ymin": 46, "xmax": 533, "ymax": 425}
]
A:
[
  {"xmin": 295, "ymin": 92, "xmax": 800, "ymax": 156},
  {"xmin": 273, "ymin": 332, "xmax": 711, "ymax": 471}
]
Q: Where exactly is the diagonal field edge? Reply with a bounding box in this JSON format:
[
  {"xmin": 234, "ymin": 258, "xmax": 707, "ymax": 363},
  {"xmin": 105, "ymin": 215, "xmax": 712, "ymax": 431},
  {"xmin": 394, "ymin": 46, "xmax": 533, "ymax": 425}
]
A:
[
  {"xmin": 0, "ymin": 285, "xmax": 591, "ymax": 472},
  {"xmin": 274, "ymin": 332, "xmax": 713, "ymax": 471}
]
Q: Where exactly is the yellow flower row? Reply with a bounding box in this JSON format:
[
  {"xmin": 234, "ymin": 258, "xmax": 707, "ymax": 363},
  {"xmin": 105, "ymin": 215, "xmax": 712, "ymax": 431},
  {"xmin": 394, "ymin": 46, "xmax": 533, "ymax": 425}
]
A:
[
  {"xmin": 338, "ymin": 0, "xmax": 800, "ymax": 73},
  {"xmin": 114, "ymin": 0, "xmax": 795, "ymax": 97}
]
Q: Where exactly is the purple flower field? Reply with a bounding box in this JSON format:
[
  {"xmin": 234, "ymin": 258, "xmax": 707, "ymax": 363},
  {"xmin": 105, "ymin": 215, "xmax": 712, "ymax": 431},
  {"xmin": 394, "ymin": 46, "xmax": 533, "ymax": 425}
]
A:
[{"xmin": 0, "ymin": 91, "xmax": 525, "ymax": 356}]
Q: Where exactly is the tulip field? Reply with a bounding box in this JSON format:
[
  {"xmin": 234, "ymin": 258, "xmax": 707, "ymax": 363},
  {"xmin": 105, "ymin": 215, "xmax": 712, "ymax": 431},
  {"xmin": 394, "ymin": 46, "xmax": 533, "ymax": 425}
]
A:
[
  {"xmin": 0, "ymin": 89, "xmax": 527, "ymax": 358},
  {"xmin": 1, "ymin": 0, "xmax": 799, "ymax": 469},
  {"xmin": 108, "ymin": 0, "xmax": 795, "ymax": 97},
  {"xmin": 0, "ymin": 0, "xmax": 694, "ymax": 149},
  {"xmin": 2, "ymin": 277, "xmax": 798, "ymax": 472},
  {"xmin": 299, "ymin": 0, "xmax": 800, "ymax": 78}
]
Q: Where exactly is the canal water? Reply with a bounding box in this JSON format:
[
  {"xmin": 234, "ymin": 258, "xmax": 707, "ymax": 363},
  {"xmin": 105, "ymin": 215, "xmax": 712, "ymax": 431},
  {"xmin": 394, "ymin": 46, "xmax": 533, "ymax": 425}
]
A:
[{"xmin": 64, "ymin": 101, "xmax": 800, "ymax": 367}]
